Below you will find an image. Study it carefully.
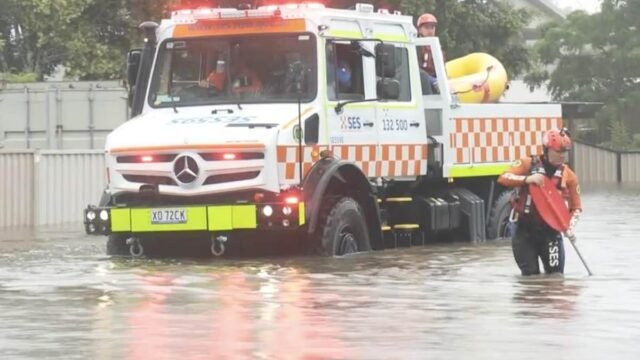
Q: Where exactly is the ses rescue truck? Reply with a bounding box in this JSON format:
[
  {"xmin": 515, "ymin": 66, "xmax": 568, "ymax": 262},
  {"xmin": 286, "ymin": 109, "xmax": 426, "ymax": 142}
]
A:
[{"xmin": 84, "ymin": 3, "xmax": 563, "ymax": 257}]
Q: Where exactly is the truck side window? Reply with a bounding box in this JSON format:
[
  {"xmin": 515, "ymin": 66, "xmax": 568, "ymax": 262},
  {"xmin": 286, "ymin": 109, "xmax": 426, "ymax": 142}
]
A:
[
  {"xmin": 416, "ymin": 45, "xmax": 440, "ymax": 96},
  {"xmin": 393, "ymin": 47, "xmax": 411, "ymax": 101},
  {"xmin": 326, "ymin": 42, "xmax": 364, "ymax": 101}
]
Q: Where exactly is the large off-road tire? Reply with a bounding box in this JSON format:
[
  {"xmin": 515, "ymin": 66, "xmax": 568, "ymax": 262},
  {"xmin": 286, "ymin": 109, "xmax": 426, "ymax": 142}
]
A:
[
  {"xmin": 106, "ymin": 234, "xmax": 129, "ymax": 256},
  {"xmin": 487, "ymin": 189, "xmax": 516, "ymax": 240},
  {"xmin": 318, "ymin": 197, "xmax": 372, "ymax": 256}
]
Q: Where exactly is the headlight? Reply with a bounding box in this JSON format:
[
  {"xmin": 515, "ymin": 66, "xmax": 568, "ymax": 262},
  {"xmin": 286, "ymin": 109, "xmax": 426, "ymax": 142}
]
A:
[
  {"xmin": 262, "ymin": 205, "xmax": 273, "ymax": 217},
  {"xmin": 282, "ymin": 206, "xmax": 292, "ymax": 216},
  {"xmin": 86, "ymin": 211, "xmax": 96, "ymax": 221},
  {"xmin": 99, "ymin": 210, "xmax": 109, "ymax": 221}
]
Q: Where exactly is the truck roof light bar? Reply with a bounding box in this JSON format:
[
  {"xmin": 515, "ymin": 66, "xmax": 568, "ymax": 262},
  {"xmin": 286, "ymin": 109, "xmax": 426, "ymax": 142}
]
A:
[
  {"xmin": 171, "ymin": 3, "xmax": 323, "ymax": 23},
  {"xmin": 258, "ymin": 3, "xmax": 325, "ymax": 10}
]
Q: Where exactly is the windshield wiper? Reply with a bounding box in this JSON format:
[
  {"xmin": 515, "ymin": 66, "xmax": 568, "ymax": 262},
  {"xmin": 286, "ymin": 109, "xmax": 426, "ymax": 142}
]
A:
[
  {"xmin": 212, "ymin": 108, "xmax": 234, "ymax": 114},
  {"xmin": 226, "ymin": 123, "xmax": 277, "ymax": 129}
]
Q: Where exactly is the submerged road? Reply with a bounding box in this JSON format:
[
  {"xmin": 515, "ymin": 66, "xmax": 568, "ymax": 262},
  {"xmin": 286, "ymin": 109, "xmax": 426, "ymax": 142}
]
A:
[{"xmin": 1, "ymin": 186, "xmax": 639, "ymax": 359}]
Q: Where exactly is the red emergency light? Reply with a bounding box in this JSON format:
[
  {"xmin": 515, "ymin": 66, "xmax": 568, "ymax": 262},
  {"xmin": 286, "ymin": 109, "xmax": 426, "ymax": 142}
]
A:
[{"xmin": 284, "ymin": 196, "xmax": 299, "ymax": 204}]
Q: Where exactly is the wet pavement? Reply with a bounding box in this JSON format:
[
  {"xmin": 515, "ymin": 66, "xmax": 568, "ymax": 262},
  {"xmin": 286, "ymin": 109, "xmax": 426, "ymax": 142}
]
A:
[{"xmin": 1, "ymin": 185, "xmax": 640, "ymax": 359}]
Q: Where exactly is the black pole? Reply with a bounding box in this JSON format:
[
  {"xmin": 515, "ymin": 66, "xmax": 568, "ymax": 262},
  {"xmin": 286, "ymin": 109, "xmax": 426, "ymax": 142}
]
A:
[{"xmin": 131, "ymin": 22, "xmax": 158, "ymax": 118}]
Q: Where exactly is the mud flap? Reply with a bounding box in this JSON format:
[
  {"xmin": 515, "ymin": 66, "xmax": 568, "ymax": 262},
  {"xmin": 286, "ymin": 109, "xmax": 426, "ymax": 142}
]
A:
[{"xmin": 451, "ymin": 188, "xmax": 486, "ymax": 242}]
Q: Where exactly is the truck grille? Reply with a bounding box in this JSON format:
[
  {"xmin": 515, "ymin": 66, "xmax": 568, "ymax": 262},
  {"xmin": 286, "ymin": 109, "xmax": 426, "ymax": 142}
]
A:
[
  {"xmin": 203, "ymin": 171, "xmax": 261, "ymax": 185},
  {"xmin": 122, "ymin": 175, "xmax": 177, "ymax": 186},
  {"xmin": 117, "ymin": 150, "xmax": 264, "ymax": 188},
  {"xmin": 199, "ymin": 152, "xmax": 264, "ymax": 161},
  {"xmin": 116, "ymin": 154, "xmax": 177, "ymax": 163}
]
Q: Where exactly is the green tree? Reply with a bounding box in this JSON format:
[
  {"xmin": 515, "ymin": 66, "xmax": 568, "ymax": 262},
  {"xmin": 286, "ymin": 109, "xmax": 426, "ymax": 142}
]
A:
[
  {"xmin": 389, "ymin": 0, "xmax": 532, "ymax": 77},
  {"xmin": 0, "ymin": 0, "xmax": 20, "ymax": 74},
  {"xmin": 2, "ymin": 0, "xmax": 531, "ymax": 81},
  {"xmin": 526, "ymin": 0, "xmax": 640, "ymax": 147},
  {"xmin": 246, "ymin": 0, "xmax": 532, "ymax": 77},
  {"xmin": 0, "ymin": 0, "xmax": 173, "ymax": 81},
  {"xmin": 50, "ymin": 0, "xmax": 176, "ymax": 80}
]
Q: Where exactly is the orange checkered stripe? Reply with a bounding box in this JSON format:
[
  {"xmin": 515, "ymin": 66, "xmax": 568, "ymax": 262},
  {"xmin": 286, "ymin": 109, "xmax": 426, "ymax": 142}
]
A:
[
  {"xmin": 277, "ymin": 144, "xmax": 428, "ymax": 182},
  {"xmin": 450, "ymin": 117, "xmax": 563, "ymax": 163}
]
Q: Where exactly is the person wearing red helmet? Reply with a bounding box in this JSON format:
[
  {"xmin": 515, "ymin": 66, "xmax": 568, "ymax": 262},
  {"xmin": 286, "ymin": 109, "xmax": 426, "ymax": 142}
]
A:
[
  {"xmin": 498, "ymin": 128, "xmax": 583, "ymax": 276},
  {"xmin": 417, "ymin": 13, "xmax": 438, "ymax": 37},
  {"xmin": 416, "ymin": 13, "xmax": 442, "ymax": 94}
]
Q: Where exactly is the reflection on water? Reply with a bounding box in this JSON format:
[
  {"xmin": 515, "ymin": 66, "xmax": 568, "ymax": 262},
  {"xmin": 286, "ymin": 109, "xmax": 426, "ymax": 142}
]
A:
[
  {"xmin": 1, "ymin": 185, "xmax": 640, "ymax": 359},
  {"xmin": 512, "ymin": 276, "xmax": 583, "ymax": 320}
]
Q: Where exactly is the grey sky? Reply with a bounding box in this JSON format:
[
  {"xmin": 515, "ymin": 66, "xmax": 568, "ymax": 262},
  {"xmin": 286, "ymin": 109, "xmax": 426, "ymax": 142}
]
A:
[{"xmin": 553, "ymin": 0, "xmax": 601, "ymax": 13}]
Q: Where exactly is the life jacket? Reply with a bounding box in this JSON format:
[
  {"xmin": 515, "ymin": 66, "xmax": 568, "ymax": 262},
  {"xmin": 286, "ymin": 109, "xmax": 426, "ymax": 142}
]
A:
[
  {"xmin": 420, "ymin": 46, "xmax": 436, "ymax": 76},
  {"xmin": 511, "ymin": 156, "xmax": 566, "ymax": 222}
]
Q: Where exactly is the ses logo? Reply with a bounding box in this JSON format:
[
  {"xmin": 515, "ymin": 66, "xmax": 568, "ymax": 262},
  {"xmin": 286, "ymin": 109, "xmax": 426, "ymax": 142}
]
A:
[{"xmin": 339, "ymin": 115, "xmax": 362, "ymax": 131}]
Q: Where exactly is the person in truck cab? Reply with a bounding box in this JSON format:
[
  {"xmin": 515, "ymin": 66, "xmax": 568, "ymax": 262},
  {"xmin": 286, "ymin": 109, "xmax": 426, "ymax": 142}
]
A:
[
  {"xmin": 416, "ymin": 13, "xmax": 443, "ymax": 94},
  {"xmin": 497, "ymin": 128, "xmax": 583, "ymax": 276},
  {"xmin": 336, "ymin": 60, "xmax": 353, "ymax": 93},
  {"xmin": 327, "ymin": 56, "xmax": 354, "ymax": 99},
  {"xmin": 200, "ymin": 50, "xmax": 263, "ymax": 95}
]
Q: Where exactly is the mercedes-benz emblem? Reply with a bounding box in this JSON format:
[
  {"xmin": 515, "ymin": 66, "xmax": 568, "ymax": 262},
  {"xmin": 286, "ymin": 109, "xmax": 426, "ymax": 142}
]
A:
[{"xmin": 173, "ymin": 155, "xmax": 199, "ymax": 183}]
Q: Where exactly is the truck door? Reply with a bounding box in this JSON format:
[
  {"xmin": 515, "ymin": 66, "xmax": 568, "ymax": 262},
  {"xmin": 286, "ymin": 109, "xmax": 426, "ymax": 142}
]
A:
[
  {"xmin": 375, "ymin": 44, "xmax": 428, "ymax": 178},
  {"xmin": 325, "ymin": 41, "xmax": 378, "ymax": 177},
  {"xmin": 414, "ymin": 36, "xmax": 452, "ymax": 174}
]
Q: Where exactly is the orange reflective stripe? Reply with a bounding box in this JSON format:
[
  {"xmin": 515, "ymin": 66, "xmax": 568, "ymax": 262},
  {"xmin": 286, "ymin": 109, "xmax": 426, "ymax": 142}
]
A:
[
  {"xmin": 174, "ymin": 18, "xmax": 306, "ymax": 38},
  {"xmin": 451, "ymin": 117, "xmax": 563, "ymax": 164},
  {"xmin": 276, "ymin": 144, "xmax": 428, "ymax": 182}
]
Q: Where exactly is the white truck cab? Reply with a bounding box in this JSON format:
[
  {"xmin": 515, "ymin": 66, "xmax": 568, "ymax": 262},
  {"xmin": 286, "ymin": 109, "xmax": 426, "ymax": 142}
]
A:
[{"xmin": 85, "ymin": 3, "xmax": 563, "ymax": 257}]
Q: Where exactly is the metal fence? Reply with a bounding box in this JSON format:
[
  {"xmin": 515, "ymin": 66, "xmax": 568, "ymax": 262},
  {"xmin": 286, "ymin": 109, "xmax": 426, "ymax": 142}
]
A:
[
  {"xmin": 2, "ymin": 142, "xmax": 639, "ymax": 228},
  {"xmin": 573, "ymin": 141, "xmax": 640, "ymax": 184},
  {"xmin": 0, "ymin": 150, "xmax": 105, "ymax": 227},
  {"xmin": 0, "ymin": 81, "xmax": 128, "ymax": 150},
  {"xmin": 0, "ymin": 151, "xmax": 34, "ymax": 227}
]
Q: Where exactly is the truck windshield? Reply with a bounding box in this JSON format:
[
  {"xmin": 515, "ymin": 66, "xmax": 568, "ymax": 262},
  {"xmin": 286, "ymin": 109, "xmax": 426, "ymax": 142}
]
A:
[{"xmin": 148, "ymin": 33, "xmax": 317, "ymax": 107}]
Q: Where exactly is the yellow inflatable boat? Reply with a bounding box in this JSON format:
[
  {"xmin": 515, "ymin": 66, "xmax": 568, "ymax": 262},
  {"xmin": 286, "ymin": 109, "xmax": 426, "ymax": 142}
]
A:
[{"xmin": 445, "ymin": 53, "xmax": 508, "ymax": 103}]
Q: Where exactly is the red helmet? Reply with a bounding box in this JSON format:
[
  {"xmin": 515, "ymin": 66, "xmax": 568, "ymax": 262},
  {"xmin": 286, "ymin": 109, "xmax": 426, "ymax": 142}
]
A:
[
  {"xmin": 417, "ymin": 13, "xmax": 438, "ymax": 27},
  {"xmin": 542, "ymin": 128, "xmax": 572, "ymax": 151}
]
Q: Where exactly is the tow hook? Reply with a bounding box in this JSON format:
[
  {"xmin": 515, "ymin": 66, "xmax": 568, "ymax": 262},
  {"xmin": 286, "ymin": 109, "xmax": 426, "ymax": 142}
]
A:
[
  {"xmin": 126, "ymin": 237, "xmax": 144, "ymax": 257},
  {"xmin": 211, "ymin": 235, "xmax": 227, "ymax": 257}
]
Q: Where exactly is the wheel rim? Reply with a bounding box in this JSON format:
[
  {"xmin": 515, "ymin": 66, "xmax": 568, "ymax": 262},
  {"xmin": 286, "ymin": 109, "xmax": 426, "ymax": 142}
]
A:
[{"xmin": 337, "ymin": 228, "xmax": 358, "ymax": 255}]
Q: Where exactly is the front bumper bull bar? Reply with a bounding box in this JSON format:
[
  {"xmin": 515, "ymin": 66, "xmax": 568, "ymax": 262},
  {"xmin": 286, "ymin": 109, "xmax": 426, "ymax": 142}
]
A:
[{"xmin": 83, "ymin": 202, "xmax": 305, "ymax": 235}]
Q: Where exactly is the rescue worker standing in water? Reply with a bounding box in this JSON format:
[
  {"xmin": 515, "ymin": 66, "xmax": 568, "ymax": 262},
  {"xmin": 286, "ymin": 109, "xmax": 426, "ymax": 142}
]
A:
[{"xmin": 498, "ymin": 128, "xmax": 583, "ymax": 276}]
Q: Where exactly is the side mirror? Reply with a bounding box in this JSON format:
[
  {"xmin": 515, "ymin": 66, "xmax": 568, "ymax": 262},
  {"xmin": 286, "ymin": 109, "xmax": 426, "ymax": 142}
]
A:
[
  {"xmin": 127, "ymin": 49, "xmax": 142, "ymax": 88},
  {"xmin": 375, "ymin": 43, "xmax": 396, "ymax": 78},
  {"xmin": 304, "ymin": 114, "xmax": 319, "ymax": 145},
  {"xmin": 377, "ymin": 79, "xmax": 400, "ymax": 100}
]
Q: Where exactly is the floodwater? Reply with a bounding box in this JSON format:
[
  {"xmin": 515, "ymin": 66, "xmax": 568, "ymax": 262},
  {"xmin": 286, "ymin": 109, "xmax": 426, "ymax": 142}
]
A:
[{"xmin": 1, "ymin": 186, "xmax": 639, "ymax": 359}]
